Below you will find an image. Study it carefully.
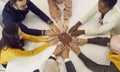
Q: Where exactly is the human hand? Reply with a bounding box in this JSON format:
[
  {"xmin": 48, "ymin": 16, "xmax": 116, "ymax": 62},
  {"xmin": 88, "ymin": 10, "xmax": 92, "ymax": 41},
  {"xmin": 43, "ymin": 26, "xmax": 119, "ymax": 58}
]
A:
[
  {"xmin": 45, "ymin": 29, "xmax": 59, "ymax": 36},
  {"xmin": 68, "ymin": 21, "xmax": 82, "ymax": 34},
  {"xmin": 62, "ymin": 23, "xmax": 68, "ymax": 33},
  {"xmin": 53, "ymin": 43, "xmax": 65, "ymax": 56},
  {"xmin": 57, "ymin": 20, "xmax": 65, "ymax": 33},
  {"xmin": 62, "ymin": 20, "xmax": 69, "ymax": 33},
  {"xmin": 61, "ymin": 45, "xmax": 69, "ymax": 59},
  {"xmin": 70, "ymin": 30, "xmax": 85, "ymax": 37},
  {"xmin": 73, "ymin": 38, "xmax": 88, "ymax": 46},
  {"xmin": 50, "ymin": 23, "xmax": 61, "ymax": 34},
  {"xmin": 58, "ymin": 33, "xmax": 72, "ymax": 45},
  {"xmin": 48, "ymin": 38, "xmax": 59, "ymax": 45},
  {"xmin": 48, "ymin": 36, "xmax": 58, "ymax": 41},
  {"xmin": 69, "ymin": 42, "xmax": 81, "ymax": 55}
]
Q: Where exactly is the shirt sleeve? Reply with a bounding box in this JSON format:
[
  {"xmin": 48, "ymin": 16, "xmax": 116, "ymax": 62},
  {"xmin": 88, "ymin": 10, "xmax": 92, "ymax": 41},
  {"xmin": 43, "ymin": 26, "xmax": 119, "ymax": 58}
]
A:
[
  {"xmin": 23, "ymin": 33, "xmax": 48, "ymax": 42},
  {"xmin": 78, "ymin": 53, "xmax": 111, "ymax": 72},
  {"xmin": 2, "ymin": 12, "xmax": 16, "ymax": 25},
  {"xmin": 28, "ymin": 1, "xmax": 51, "ymax": 24},
  {"xmin": 65, "ymin": 60, "xmax": 76, "ymax": 72},
  {"xmin": 85, "ymin": 21, "xmax": 118, "ymax": 35},
  {"xmin": 79, "ymin": 4, "xmax": 98, "ymax": 24},
  {"xmin": 88, "ymin": 37, "xmax": 110, "ymax": 46},
  {"xmin": 11, "ymin": 43, "xmax": 50, "ymax": 57}
]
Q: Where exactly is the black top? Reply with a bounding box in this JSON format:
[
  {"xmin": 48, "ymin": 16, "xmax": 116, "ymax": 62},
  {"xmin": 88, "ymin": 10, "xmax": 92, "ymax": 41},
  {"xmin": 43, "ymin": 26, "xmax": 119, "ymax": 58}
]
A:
[{"xmin": 2, "ymin": 0, "xmax": 51, "ymax": 25}]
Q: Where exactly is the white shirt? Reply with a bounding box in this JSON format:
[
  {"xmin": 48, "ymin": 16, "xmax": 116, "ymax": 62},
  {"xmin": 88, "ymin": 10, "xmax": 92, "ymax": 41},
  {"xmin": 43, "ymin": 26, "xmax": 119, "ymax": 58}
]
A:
[{"xmin": 79, "ymin": 4, "xmax": 120, "ymax": 35}]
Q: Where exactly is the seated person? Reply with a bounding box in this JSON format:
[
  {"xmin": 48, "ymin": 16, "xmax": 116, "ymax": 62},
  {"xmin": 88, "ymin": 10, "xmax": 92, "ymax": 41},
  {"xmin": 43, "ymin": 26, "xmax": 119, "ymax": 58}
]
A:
[
  {"xmin": 69, "ymin": 35, "xmax": 120, "ymax": 72},
  {"xmin": 0, "ymin": 23, "xmax": 58, "ymax": 69},
  {"xmin": 39, "ymin": 43, "xmax": 76, "ymax": 72},
  {"xmin": 2, "ymin": 0, "xmax": 60, "ymax": 36},
  {"xmin": 69, "ymin": 0, "xmax": 120, "ymax": 37}
]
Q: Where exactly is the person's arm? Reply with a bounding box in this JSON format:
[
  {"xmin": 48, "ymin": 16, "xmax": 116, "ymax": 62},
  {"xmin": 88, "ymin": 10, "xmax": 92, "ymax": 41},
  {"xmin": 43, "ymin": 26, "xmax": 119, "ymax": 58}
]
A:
[
  {"xmin": 64, "ymin": 58, "xmax": 76, "ymax": 72},
  {"xmin": 11, "ymin": 43, "xmax": 50, "ymax": 57},
  {"xmin": 79, "ymin": 4, "xmax": 98, "ymax": 24},
  {"xmin": 64, "ymin": 0, "xmax": 72, "ymax": 20},
  {"xmin": 72, "ymin": 19, "xmax": 119, "ymax": 37},
  {"xmin": 22, "ymin": 33, "xmax": 48, "ymax": 42},
  {"xmin": 87, "ymin": 37, "xmax": 110, "ymax": 46},
  {"xmin": 28, "ymin": 1, "xmax": 51, "ymax": 24},
  {"xmin": 70, "ymin": 30, "xmax": 85, "ymax": 37},
  {"xmin": 2, "ymin": 12, "xmax": 45, "ymax": 36},
  {"xmin": 28, "ymin": 1, "xmax": 61, "ymax": 34},
  {"xmin": 78, "ymin": 53, "xmax": 111, "ymax": 72},
  {"xmin": 41, "ymin": 44, "xmax": 65, "ymax": 72},
  {"xmin": 85, "ymin": 21, "xmax": 118, "ymax": 35},
  {"xmin": 69, "ymin": 42, "xmax": 115, "ymax": 72},
  {"xmin": 61, "ymin": 45, "xmax": 76, "ymax": 72},
  {"xmin": 68, "ymin": 4, "xmax": 98, "ymax": 34},
  {"xmin": 48, "ymin": 0, "xmax": 61, "ymax": 22}
]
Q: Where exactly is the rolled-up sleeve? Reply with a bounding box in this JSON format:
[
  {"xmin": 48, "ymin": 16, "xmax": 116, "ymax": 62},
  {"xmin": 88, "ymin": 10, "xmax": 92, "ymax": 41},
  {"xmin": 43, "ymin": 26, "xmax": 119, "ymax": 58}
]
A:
[
  {"xmin": 85, "ymin": 21, "xmax": 118, "ymax": 35},
  {"xmin": 79, "ymin": 4, "xmax": 98, "ymax": 24}
]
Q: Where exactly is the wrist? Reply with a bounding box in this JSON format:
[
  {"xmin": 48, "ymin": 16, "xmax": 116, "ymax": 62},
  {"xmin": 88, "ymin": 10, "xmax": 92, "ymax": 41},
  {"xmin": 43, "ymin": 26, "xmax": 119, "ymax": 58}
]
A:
[
  {"xmin": 86, "ymin": 39, "xmax": 88, "ymax": 43},
  {"xmin": 48, "ymin": 20, "xmax": 53, "ymax": 25},
  {"xmin": 76, "ymin": 51, "xmax": 81, "ymax": 56},
  {"xmin": 51, "ymin": 54, "xmax": 57, "ymax": 58},
  {"xmin": 78, "ymin": 52, "xmax": 82, "ymax": 57},
  {"xmin": 53, "ymin": 52, "xmax": 58, "ymax": 56},
  {"xmin": 42, "ymin": 30, "xmax": 45, "ymax": 35},
  {"xmin": 64, "ymin": 58, "xmax": 70, "ymax": 62},
  {"xmin": 62, "ymin": 56, "xmax": 69, "ymax": 59},
  {"xmin": 79, "ymin": 30, "xmax": 85, "ymax": 34},
  {"xmin": 74, "ymin": 48, "xmax": 81, "ymax": 55},
  {"xmin": 77, "ymin": 21, "xmax": 82, "ymax": 26}
]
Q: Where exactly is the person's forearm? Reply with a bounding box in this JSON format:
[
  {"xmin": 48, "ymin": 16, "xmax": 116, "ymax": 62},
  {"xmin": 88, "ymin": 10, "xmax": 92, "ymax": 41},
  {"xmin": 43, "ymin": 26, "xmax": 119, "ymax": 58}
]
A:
[
  {"xmin": 79, "ymin": 4, "xmax": 97, "ymax": 24},
  {"xmin": 48, "ymin": 0, "xmax": 61, "ymax": 22},
  {"xmin": 88, "ymin": 37, "xmax": 110, "ymax": 46},
  {"xmin": 76, "ymin": 21, "xmax": 82, "ymax": 26},
  {"xmin": 71, "ymin": 30, "xmax": 85, "ymax": 37},
  {"xmin": 64, "ymin": 58, "xmax": 76, "ymax": 72},
  {"xmin": 78, "ymin": 53, "xmax": 110, "ymax": 72},
  {"xmin": 78, "ymin": 53, "xmax": 119, "ymax": 72},
  {"xmin": 64, "ymin": 0, "xmax": 72, "ymax": 20},
  {"xmin": 29, "ymin": 1, "xmax": 51, "ymax": 24}
]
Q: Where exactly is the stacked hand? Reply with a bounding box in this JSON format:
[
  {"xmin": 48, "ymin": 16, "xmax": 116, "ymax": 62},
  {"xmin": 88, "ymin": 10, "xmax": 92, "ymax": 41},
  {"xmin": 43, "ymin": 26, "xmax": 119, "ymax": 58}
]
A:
[
  {"xmin": 49, "ymin": 23, "xmax": 61, "ymax": 35},
  {"xmin": 52, "ymin": 43, "xmax": 70, "ymax": 58},
  {"xmin": 53, "ymin": 43, "xmax": 65, "ymax": 56},
  {"xmin": 57, "ymin": 20, "xmax": 68, "ymax": 33},
  {"xmin": 52, "ymin": 42, "xmax": 81, "ymax": 58},
  {"xmin": 68, "ymin": 21, "xmax": 85, "ymax": 37},
  {"xmin": 48, "ymin": 21, "xmax": 83, "ymax": 57},
  {"xmin": 47, "ymin": 36, "xmax": 59, "ymax": 45},
  {"xmin": 45, "ymin": 29, "xmax": 60, "ymax": 36},
  {"xmin": 73, "ymin": 38, "xmax": 88, "ymax": 46},
  {"xmin": 61, "ymin": 45, "xmax": 69, "ymax": 59},
  {"xmin": 69, "ymin": 42, "xmax": 81, "ymax": 55},
  {"xmin": 68, "ymin": 21, "xmax": 81, "ymax": 34}
]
